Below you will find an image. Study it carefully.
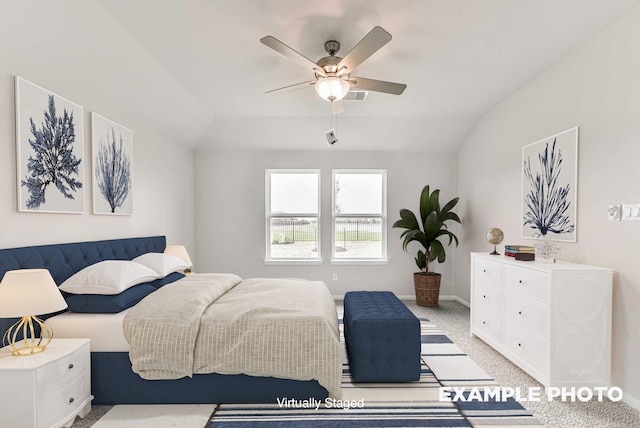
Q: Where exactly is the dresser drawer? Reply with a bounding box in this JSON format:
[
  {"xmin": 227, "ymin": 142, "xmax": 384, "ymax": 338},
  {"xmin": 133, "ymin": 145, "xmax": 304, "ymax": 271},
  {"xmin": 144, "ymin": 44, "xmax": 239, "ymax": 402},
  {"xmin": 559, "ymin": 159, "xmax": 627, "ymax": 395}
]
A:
[
  {"xmin": 504, "ymin": 324, "xmax": 546, "ymax": 373},
  {"xmin": 473, "ymin": 282, "xmax": 503, "ymax": 313},
  {"xmin": 473, "ymin": 307, "xmax": 503, "ymax": 342},
  {"xmin": 504, "ymin": 266, "xmax": 548, "ymax": 303},
  {"xmin": 504, "ymin": 293, "xmax": 547, "ymax": 337},
  {"xmin": 473, "ymin": 258, "xmax": 503, "ymax": 287},
  {"xmin": 37, "ymin": 342, "xmax": 90, "ymax": 400},
  {"xmin": 37, "ymin": 371, "xmax": 90, "ymax": 428}
]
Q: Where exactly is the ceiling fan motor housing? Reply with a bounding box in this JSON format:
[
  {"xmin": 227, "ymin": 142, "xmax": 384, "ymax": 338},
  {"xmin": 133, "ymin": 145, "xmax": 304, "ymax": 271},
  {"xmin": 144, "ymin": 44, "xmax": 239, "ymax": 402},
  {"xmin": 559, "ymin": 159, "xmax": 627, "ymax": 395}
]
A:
[{"xmin": 324, "ymin": 40, "xmax": 341, "ymax": 56}]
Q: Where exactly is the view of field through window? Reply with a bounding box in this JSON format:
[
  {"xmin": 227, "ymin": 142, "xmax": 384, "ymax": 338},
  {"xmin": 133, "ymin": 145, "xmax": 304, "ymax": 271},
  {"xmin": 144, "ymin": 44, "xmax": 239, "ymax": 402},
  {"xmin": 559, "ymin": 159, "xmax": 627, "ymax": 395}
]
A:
[
  {"xmin": 267, "ymin": 170, "xmax": 385, "ymax": 260},
  {"xmin": 268, "ymin": 171, "xmax": 320, "ymax": 260},
  {"xmin": 333, "ymin": 172, "xmax": 384, "ymax": 259}
]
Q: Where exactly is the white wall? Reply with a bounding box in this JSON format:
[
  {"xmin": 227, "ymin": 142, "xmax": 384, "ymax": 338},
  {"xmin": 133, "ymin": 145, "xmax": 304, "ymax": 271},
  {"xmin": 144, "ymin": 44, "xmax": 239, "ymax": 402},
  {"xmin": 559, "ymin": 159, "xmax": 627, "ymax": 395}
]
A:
[
  {"xmin": 194, "ymin": 149, "xmax": 458, "ymax": 298},
  {"xmin": 456, "ymin": 6, "xmax": 640, "ymax": 407},
  {"xmin": 0, "ymin": 33, "xmax": 195, "ymax": 253}
]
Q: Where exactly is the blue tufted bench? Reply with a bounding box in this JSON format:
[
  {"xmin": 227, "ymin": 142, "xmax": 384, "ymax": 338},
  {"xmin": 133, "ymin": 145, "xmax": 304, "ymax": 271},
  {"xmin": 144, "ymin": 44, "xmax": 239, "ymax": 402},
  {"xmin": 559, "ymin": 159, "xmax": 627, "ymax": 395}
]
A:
[{"xmin": 343, "ymin": 291, "xmax": 421, "ymax": 382}]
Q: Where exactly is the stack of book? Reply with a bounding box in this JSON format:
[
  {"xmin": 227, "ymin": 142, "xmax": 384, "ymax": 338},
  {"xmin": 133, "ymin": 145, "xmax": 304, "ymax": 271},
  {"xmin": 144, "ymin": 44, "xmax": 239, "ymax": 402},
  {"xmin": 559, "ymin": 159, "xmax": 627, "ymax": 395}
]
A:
[{"xmin": 504, "ymin": 245, "xmax": 535, "ymax": 258}]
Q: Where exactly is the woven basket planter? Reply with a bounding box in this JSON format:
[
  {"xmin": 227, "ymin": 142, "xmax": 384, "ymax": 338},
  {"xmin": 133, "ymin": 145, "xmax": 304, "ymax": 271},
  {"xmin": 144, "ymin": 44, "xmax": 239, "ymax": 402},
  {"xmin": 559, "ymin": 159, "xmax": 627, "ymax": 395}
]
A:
[{"xmin": 413, "ymin": 272, "xmax": 441, "ymax": 307}]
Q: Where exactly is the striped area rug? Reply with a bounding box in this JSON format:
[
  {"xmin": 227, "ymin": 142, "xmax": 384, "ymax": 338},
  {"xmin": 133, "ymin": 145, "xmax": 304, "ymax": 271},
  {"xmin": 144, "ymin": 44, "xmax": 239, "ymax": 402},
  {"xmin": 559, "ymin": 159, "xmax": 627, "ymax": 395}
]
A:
[{"xmin": 208, "ymin": 318, "xmax": 543, "ymax": 427}]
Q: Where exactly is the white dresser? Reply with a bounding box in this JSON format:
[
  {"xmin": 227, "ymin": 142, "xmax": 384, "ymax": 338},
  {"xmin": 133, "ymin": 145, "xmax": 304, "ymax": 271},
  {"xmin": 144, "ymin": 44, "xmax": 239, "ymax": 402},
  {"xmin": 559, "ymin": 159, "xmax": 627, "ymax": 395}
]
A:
[
  {"xmin": 0, "ymin": 338, "xmax": 92, "ymax": 428},
  {"xmin": 470, "ymin": 252, "xmax": 613, "ymax": 388}
]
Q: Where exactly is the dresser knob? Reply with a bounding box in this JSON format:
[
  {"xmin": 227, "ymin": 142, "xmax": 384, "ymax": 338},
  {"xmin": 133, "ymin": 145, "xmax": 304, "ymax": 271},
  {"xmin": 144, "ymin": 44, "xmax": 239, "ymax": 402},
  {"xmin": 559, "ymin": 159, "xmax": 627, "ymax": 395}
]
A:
[
  {"xmin": 483, "ymin": 295, "xmax": 486, "ymax": 298},
  {"xmin": 518, "ymin": 343, "xmax": 522, "ymax": 347},
  {"xmin": 69, "ymin": 397, "xmax": 75, "ymax": 403},
  {"xmin": 518, "ymin": 311, "xmax": 522, "ymax": 315},
  {"xmin": 483, "ymin": 269, "xmax": 487, "ymax": 273},
  {"xmin": 482, "ymin": 321, "xmax": 486, "ymax": 324},
  {"xmin": 519, "ymin": 280, "xmax": 523, "ymax": 284},
  {"xmin": 68, "ymin": 364, "xmax": 74, "ymax": 369}
]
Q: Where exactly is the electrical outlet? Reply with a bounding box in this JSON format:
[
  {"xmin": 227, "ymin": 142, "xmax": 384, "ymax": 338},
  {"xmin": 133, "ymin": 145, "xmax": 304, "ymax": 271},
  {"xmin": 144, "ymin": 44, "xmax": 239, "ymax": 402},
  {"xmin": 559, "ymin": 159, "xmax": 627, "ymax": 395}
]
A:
[{"xmin": 332, "ymin": 273, "xmax": 338, "ymax": 281}]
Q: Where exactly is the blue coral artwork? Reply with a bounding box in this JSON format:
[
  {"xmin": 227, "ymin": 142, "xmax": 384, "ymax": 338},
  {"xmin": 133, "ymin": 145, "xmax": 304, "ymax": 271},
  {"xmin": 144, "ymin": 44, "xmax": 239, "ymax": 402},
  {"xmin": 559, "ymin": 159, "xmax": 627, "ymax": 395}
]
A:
[
  {"xmin": 15, "ymin": 76, "xmax": 85, "ymax": 213},
  {"xmin": 91, "ymin": 113, "xmax": 133, "ymax": 215},
  {"xmin": 522, "ymin": 127, "xmax": 578, "ymax": 242}
]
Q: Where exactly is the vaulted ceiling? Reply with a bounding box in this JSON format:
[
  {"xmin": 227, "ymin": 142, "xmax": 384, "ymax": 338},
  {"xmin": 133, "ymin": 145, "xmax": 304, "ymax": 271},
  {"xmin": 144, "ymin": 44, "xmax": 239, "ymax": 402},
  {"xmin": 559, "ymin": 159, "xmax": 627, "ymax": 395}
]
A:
[{"xmin": 3, "ymin": 1, "xmax": 639, "ymax": 151}]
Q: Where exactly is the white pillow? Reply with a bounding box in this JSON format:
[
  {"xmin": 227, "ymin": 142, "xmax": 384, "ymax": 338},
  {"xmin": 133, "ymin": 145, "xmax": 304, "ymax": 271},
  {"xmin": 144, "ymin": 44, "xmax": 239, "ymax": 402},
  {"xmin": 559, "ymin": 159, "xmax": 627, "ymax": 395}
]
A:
[
  {"xmin": 59, "ymin": 260, "xmax": 160, "ymax": 295},
  {"xmin": 132, "ymin": 253, "xmax": 190, "ymax": 277}
]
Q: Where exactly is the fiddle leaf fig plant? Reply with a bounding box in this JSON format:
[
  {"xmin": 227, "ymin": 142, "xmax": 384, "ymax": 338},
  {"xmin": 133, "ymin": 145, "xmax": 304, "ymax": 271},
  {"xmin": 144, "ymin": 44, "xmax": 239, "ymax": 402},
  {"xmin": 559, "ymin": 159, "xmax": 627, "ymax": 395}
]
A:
[{"xmin": 393, "ymin": 185, "xmax": 461, "ymax": 272}]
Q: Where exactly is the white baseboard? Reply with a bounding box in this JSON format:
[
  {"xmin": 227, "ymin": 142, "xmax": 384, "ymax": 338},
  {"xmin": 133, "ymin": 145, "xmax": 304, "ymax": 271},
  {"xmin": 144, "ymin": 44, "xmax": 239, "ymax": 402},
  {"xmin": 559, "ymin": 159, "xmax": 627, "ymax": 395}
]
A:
[
  {"xmin": 446, "ymin": 295, "xmax": 470, "ymax": 307},
  {"xmin": 334, "ymin": 293, "xmax": 470, "ymax": 307},
  {"xmin": 332, "ymin": 294, "xmax": 417, "ymax": 300},
  {"xmin": 623, "ymin": 391, "xmax": 640, "ymax": 411}
]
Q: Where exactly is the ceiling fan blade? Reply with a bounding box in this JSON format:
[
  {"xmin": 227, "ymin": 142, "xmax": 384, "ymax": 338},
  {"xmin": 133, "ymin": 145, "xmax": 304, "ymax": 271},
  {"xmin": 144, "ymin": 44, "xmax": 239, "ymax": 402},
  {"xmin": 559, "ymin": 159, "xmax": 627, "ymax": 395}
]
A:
[
  {"xmin": 260, "ymin": 36, "xmax": 322, "ymax": 73},
  {"xmin": 265, "ymin": 81, "xmax": 315, "ymax": 94},
  {"xmin": 348, "ymin": 77, "xmax": 406, "ymax": 95},
  {"xmin": 336, "ymin": 26, "xmax": 392, "ymax": 73},
  {"xmin": 331, "ymin": 99, "xmax": 344, "ymax": 114}
]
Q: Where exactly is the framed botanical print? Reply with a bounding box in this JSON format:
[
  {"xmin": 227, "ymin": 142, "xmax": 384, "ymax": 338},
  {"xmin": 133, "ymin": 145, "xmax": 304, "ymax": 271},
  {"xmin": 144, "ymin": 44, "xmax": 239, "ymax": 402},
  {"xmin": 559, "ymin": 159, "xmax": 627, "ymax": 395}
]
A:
[
  {"xmin": 91, "ymin": 112, "xmax": 133, "ymax": 215},
  {"xmin": 522, "ymin": 127, "xmax": 578, "ymax": 242},
  {"xmin": 15, "ymin": 77, "xmax": 84, "ymax": 213}
]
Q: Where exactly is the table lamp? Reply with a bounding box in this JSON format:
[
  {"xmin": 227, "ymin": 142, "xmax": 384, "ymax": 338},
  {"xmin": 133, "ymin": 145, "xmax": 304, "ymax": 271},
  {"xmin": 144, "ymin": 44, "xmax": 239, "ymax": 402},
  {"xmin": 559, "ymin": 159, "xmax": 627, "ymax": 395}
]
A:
[
  {"xmin": 0, "ymin": 269, "xmax": 68, "ymax": 356},
  {"xmin": 164, "ymin": 245, "xmax": 193, "ymax": 274}
]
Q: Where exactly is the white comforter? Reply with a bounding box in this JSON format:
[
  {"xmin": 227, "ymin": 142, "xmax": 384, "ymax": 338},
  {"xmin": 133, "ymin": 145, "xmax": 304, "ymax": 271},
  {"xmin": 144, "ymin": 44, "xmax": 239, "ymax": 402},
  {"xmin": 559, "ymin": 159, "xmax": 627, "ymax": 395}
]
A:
[{"xmin": 123, "ymin": 273, "xmax": 343, "ymax": 398}]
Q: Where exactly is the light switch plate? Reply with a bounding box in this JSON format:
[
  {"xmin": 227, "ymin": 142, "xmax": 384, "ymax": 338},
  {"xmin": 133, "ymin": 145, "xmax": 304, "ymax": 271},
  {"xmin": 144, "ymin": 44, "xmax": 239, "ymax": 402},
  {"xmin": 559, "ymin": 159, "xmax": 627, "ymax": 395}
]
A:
[{"xmin": 622, "ymin": 203, "xmax": 640, "ymax": 221}]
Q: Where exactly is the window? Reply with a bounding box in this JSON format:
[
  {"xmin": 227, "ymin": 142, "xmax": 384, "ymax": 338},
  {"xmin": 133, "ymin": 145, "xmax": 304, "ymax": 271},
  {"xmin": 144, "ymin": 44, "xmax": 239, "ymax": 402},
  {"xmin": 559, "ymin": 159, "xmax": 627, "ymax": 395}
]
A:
[
  {"xmin": 265, "ymin": 170, "xmax": 321, "ymax": 263},
  {"xmin": 332, "ymin": 170, "xmax": 387, "ymax": 262}
]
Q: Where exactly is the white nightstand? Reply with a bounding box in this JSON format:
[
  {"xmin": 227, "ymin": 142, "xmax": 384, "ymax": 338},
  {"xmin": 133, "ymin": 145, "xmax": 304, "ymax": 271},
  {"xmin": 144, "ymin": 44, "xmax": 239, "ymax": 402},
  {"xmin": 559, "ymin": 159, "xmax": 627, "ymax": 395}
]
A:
[{"xmin": 0, "ymin": 338, "xmax": 93, "ymax": 428}]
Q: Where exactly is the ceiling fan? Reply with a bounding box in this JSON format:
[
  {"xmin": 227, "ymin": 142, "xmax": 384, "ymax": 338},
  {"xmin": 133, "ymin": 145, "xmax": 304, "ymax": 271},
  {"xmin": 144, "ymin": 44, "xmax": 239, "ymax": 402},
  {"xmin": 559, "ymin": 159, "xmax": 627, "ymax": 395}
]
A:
[{"xmin": 260, "ymin": 26, "xmax": 407, "ymax": 113}]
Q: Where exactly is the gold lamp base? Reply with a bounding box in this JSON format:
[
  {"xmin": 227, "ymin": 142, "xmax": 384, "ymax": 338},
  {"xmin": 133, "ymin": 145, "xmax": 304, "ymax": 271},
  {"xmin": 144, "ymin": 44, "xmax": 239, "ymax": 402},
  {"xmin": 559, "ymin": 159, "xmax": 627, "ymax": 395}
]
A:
[{"xmin": 2, "ymin": 315, "xmax": 53, "ymax": 356}]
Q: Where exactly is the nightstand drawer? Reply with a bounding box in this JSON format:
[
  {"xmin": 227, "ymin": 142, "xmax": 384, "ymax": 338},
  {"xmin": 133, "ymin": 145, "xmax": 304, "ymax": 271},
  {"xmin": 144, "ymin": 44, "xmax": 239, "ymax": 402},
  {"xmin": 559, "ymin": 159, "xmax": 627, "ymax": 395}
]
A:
[
  {"xmin": 37, "ymin": 342, "xmax": 89, "ymax": 400},
  {"xmin": 38, "ymin": 372, "xmax": 91, "ymax": 428}
]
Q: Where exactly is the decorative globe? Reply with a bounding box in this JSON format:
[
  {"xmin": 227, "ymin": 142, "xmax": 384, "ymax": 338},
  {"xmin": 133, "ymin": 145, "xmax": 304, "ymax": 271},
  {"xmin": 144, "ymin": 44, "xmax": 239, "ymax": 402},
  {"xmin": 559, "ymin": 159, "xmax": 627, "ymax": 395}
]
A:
[
  {"xmin": 486, "ymin": 228, "xmax": 504, "ymax": 255},
  {"xmin": 486, "ymin": 228, "xmax": 504, "ymax": 245}
]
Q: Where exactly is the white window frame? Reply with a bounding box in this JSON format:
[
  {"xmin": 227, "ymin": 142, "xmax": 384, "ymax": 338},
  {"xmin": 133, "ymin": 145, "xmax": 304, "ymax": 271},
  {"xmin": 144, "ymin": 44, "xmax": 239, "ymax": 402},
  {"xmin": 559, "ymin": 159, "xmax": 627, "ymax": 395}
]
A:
[
  {"xmin": 331, "ymin": 169, "xmax": 388, "ymax": 265},
  {"xmin": 264, "ymin": 169, "xmax": 322, "ymax": 265}
]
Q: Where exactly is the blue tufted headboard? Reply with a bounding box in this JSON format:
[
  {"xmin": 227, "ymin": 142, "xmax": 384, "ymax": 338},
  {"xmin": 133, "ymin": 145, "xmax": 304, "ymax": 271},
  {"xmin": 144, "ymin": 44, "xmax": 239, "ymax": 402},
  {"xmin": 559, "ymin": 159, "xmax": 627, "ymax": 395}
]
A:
[{"xmin": 0, "ymin": 236, "xmax": 166, "ymax": 337}]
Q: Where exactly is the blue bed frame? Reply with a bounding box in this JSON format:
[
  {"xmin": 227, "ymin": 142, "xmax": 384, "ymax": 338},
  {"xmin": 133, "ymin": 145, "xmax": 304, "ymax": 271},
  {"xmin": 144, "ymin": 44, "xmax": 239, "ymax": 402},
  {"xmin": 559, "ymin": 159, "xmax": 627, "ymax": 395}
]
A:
[{"xmin": 0, "ymin": 236, "xmax": 328, "ymax": 404}]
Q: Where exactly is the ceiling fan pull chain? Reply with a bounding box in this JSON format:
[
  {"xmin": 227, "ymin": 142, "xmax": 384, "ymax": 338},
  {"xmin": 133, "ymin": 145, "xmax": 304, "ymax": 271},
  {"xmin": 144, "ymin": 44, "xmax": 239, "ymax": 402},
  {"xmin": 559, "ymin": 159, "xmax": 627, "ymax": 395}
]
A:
[{"xmin": 331, "ymin": 104, "xmax": 337, "ymax": 133}]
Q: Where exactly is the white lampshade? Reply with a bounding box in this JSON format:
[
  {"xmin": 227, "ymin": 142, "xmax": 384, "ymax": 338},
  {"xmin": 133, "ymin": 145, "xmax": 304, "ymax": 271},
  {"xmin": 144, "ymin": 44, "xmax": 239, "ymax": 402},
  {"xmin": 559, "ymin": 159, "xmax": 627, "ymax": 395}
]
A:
[
  {"xmin": 315, "ymin": 77, "xmax": 350, "ymax": 101},
  {"xmin": 0, "ymin": 269, "xmax": 67, "ymax": 318},
  {"xmin": 164, "ymin": 245, "xmax": 193, "ymax": 267}
]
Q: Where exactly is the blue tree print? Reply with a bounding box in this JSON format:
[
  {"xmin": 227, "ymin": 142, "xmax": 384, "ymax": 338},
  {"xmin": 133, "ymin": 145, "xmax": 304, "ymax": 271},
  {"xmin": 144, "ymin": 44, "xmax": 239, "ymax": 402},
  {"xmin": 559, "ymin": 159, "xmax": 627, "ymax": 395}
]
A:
[
  {"xmin": 523, "ymin": 138, "xmax": 575, "ymax": 236},
  {"xmin": 95, "ymin": 128, "xmax": 131, "ymax": 213},
  {"xmin": 21, "ymin": 95, "xmax": 82, "ymax": 209}
]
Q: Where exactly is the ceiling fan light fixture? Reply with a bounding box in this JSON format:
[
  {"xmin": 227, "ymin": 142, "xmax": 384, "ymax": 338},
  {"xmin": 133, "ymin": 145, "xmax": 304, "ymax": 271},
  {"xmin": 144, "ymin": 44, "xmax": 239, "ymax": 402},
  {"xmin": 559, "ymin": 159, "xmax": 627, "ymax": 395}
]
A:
[{"xmin": 315, "ymin": 77, "xmax": 350, "ymax": 101}]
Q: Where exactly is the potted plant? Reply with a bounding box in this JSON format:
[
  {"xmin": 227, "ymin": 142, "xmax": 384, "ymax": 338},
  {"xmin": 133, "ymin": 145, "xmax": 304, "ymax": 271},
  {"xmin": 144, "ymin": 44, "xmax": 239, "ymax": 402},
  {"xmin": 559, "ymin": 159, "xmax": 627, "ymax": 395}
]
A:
[{"xmin": 393, "ymin": 185, "xmax": 461, "ymax": 306}]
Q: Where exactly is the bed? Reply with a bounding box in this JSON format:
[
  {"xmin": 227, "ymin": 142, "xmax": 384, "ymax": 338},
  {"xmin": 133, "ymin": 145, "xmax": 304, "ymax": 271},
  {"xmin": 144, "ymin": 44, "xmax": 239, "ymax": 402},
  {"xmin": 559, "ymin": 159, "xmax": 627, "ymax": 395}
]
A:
[{"xmin": 0, "ymin": 236, "xmax": 342, "ymax": 404}]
